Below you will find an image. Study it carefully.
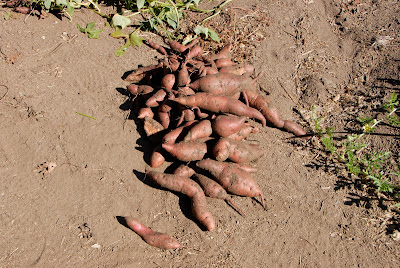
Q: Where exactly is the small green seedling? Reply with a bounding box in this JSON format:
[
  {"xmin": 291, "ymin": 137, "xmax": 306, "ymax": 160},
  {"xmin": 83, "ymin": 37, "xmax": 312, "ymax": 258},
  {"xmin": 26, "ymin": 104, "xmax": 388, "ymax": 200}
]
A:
[{"xmin": 77, "ymin": 22, "xmax": 103, "ymax": 39}]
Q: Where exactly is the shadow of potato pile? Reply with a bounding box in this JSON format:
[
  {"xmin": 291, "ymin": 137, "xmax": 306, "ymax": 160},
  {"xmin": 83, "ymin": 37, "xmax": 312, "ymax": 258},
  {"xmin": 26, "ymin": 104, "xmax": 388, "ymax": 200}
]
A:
[{"xmin": 117, "ymin": 38, "xmax": 309, "ymax": 242}]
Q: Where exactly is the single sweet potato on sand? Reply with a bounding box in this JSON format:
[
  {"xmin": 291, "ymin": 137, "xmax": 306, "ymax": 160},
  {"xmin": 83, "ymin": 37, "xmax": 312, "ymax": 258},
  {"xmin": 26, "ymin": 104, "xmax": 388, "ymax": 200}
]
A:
[
  {"xmin": 121, "ymin": 216, "xmax": 182, "ymax": 250},
  {"xmin": 145, "ymin": 169, "xmax": 215, "ymax": 231}
]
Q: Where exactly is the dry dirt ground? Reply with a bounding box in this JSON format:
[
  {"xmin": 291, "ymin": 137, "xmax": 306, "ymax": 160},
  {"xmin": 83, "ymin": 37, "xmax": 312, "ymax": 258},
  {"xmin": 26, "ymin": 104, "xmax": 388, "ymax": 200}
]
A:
[{"xmin": 1, "ymin": 0, "xmax": 399, "ymax": 267}]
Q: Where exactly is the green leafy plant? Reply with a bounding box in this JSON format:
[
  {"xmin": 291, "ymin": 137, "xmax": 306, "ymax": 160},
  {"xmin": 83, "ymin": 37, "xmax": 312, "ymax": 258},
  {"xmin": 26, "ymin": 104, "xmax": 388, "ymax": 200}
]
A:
[
  {"xmin": 77, "ymin": 22, "xmax": 103, "ymax": 39},
  {"xmin": 31, "ymin": 0, "xmax": 100, "ymax": 20},
  {"xmin": 312, "ymin": 94, "xmax": 400, "ymax": 208}
]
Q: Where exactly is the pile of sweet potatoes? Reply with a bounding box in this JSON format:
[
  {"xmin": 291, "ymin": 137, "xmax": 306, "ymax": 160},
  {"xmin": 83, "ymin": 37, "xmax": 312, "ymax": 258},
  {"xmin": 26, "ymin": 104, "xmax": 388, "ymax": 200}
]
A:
[{"xmin": 122, "ymin": 39, "xmax": 306, "ymax": 248}]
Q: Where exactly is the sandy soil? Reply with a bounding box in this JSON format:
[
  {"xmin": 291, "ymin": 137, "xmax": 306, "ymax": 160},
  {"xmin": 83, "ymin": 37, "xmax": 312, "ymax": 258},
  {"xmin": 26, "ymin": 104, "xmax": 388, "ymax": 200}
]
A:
[{"xmin": 0, "ymin": 0, "xmax": 399, "ymax": 267}]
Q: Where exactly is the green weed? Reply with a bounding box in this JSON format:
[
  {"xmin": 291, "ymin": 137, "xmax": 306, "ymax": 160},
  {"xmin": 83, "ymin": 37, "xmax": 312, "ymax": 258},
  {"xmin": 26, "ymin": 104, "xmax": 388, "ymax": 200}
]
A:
[{"xmin": 312, "ymin": 93, "xmax": 400, "ymax": 207}]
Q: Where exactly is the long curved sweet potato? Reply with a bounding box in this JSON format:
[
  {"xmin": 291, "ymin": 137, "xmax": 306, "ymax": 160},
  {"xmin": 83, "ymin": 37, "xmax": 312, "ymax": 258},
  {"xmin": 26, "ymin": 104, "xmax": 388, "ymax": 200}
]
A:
[
  {"xmin": 145, "ymin": 169, "xmax": 215, "ymax": 231},
  {"xmin": 213, "ymin": 138, "xmax": 264, "ymax": 163},
  {"xmin": 283, "ymin": 120, "xmax": 307, "ymax": 137},
  {"xmin": 173, "ymin": 93, "xmax": 266, "ymax": 127},
  {"xmin": 196, "ymin": 159, "xmax": 265, "ymax": 208},
  {"xmin": 244, "ymin": 90, "xmax": 285, "ymax": 128},
  {"xmin": 122, "ymin": 216, "xmax": 182, "ymax": 250}
]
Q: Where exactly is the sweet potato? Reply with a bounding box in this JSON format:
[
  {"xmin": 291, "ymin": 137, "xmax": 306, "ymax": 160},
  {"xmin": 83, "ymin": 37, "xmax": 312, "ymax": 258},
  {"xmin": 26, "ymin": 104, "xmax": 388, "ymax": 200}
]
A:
[
  {"xmin": 183, "ymin": 120, "xmax": 212, "ymax": 141},
  {"xmin": 168, "ymin": 40, "xmax": 188, "ymax": 53},
  {"xmin": 138, "ymin": 107, "xmax": 154, "ymax": 119},
  {"xmin": 207, "ymin": 44, "xmax": 232, "ymax": 61},
  {"xmin": 177, "ymin": 62, "xmax": 190, "ymax": 87},
  {"xmin": 194, "ymin": 173, "xmax": 244, "ymax": 216},
  {"xmin": 244, "ymin": 90, "xmax": 285, "ymax": 128},
  {"xmin": 145, "ymin": 169, "xmax": 215, "ymax": 231},
  {"xmin": 196, "ymin": 159, "xmax": 265, "ymax": 208},
  {"xmin": 162, "ymin": 141, "xmax": 207, "ymax": 162},
  {"xmin": 161, "ymin": 74, "xmax": 176, "ymax": 92},
  {"xmin": 176, "ymin": 86, "xmax": 196, "ymax": 96},
  {"xmin": 150, "ymin": 145, "xmax": 165, "ymax": 168},
  {"xmin": 188, "ymin": 73, "xmax": 257, "ymax": 96},
  {"xmin": 122, "ymin": 216, "xmax": 182, "ymax": 250},
  {"xmin": 173, "ymin": 165, "xmax": 196, "ymax": 178},
  {"xmin": 147, "ymin": 39, "xmax": 168, "ymax": 55},
  {"xmin": 177, "ymin": 108, "xmax": 196, "ymax": 126},
  {"xmin": 283, "ymin": 120, "xmax": 307, "ymax": 137},
  {"xmin": 226, "ymin": 123, "xmax": 259, "ymax": 141},
  {"xmin": 162, "ymin": 121, "xmax": 197, "ymax": 144},
  {"xmin": 125, "ymin": 63, "xmax": 163, "ymax": 82},
  {"xmin": 158, "ymin": 111, "xmax": 170, "ymax": 129},
  {"xmin": 193, "ymin": 107, "xmax": 210, "ymax": 119},
  {"xmin": 186, "ymin": 46, "xmax": 202, "ymax": 61},
  {"xmin": 143, "ymin": 116, "xmax": 164, "ymax": 137},
  {"xmin": 199, "ymin": 66, "xmax": 219, "ymax": 77},
  {"xmin": 173, "ymin": 93, "xmax": 266, "ymax": 127},
  {"xmin": 215, "ymin": 58, "xmax": 234, "ymax": 68},
  {"xmin": 127, "ymin": 84, "xmax": 154, "ymax": 95},
  {"xmin": 146, "ymin": 89, "xmax": 167, "ymax": 107},
  {"xmin": 219, "ymin": 64, "xmax": 255, "ymax": 76},
  {"xmin": 213, "ymin": 138, "xmax": 264, "ymax": 163},
  {"xmin": 211, "ymin": 115, "xmax": 247, "ymax": 137}
]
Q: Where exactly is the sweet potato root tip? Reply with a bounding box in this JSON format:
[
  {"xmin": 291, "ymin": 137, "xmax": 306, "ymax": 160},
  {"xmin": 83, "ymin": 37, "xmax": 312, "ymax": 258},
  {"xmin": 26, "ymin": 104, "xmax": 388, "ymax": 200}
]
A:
[
  {"xmin": 150, "ymin": 146, "xmax": 165, "ymax": 168},
  {"xmin": 123, "ymin": 216, "xmax": 182, "ymax": 250},
  {"xmin": 283, "ymin": 120, "xmax": 307, "ymax": 137}
]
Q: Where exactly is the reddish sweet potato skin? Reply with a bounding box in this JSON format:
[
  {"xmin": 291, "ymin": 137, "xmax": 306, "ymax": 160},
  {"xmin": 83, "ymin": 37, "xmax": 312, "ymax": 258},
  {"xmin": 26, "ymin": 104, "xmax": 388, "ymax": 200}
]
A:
[
  {"xmin": 145, "ymin": 169, "xmax": 215, "ymax": 231},
  {"xmin": 150, "ymin": 145, "xmax": 165, "ymax": 168},
  {"xmin": 196, "ymin": 159, "xmax": 265, "ymax": 207},
  {"xmin": 183, "ymin": 120, "xmax": 212, "ymax": 141},
  {"xmin": 173, "ymin": 165, "xmax": 196, "ymax": 177},
  {"xmin": 162, "ymin": 141, "xmax": 207, "ymax": 162},
  {"xmin": 226, "ymin": 123, "xmax": 258, "ymax": 141},
  {"xmin": 212, "ymin": 115, "xmax": 246, "ymax": 137},
  {"xmin": 161, "ymin": 73, "xmax": 176, "ymax": 92},
  {"xmin": 213, "ymin": 138, "xmax": 264, "ymax": 163},
  {"xmin": 189, "ymin": 73, "xmax": 256, "ymax": 96},
  {"xmin": 123, "ymin": 217, "xmax": 182, "ymax": 250},
  {"xmin": 244, "ymin": 90, "xmax": 285, "ymax": 128},
  {"xmin": 173, "ymin": 93, "xmax": 266, "ymax": 127}
]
